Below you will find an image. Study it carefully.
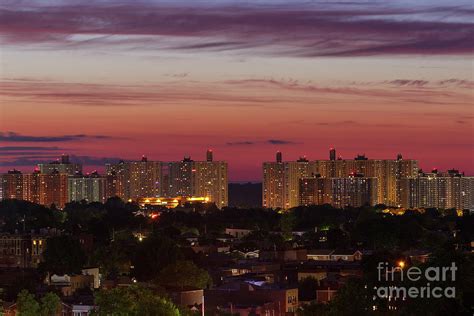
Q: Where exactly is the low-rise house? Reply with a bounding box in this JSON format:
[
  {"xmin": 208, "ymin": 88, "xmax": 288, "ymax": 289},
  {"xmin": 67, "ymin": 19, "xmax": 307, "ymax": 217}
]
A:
[
  {"xmin": 205, "ymin": 281, "xmax": 298, "ymax": 315},
  {"xmin": 403, "ymin": 250, "xmax": 431, "ymax": 264},
  {"xmin": 0, "ymin": 233, "xmax": 47, "ymax": 268},
  {"xmin": 307, "ymin": 249, "xmax": 334, "ymax": 261},
  {"xmin": 49, "ymin": 274, "xmax": 94, "ymax": 297},
  {"xmin": 167, "ymin": 287, "xmax": 204, "ymax": 313},
  {"xmin": 259, "ymin": 249, "xmax": 307, "ymax": 262},
  {"xmin": 295, "ymin": 261, "xmax": 363, "ymax": 282},
  {"xmin": 316, "ymin": 275, "xmax": 349, "ymax": 304},
  {"xmin": 330, "ymin": 250, "xmax": 362, "ymax": 262},
  {"xmin": 81, "ymin": 267, "xmax": 101, "ymax": 289},
  {"xmin": 225, "ymin": 228, "xmax": 252, "ymax": 239},
  {"xmin": 231, "ymin": 250, "xmax": 260, "ymax": 259}
]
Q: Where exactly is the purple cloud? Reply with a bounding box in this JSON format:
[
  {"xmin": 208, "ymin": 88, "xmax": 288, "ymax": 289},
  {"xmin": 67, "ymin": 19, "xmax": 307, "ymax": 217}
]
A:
[
  {"xmin": 0, "ymin": 132, "xmax": 115, "ymax": 142},
  {"xmin": 0, "ymin": 1, "xmax": 472, "ymax": 57}
]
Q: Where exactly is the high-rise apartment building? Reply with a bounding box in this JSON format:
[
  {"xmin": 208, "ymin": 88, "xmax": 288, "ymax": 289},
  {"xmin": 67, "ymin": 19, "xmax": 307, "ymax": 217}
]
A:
[
  {"xmin": 1, "ymin": 169, "xmax": 23, "ymax": 200},
  {"xmin": 38, "ymin": 171, "xmax": 69, "ymax": 208},
  {"xmin": 262, "ymin": 155, "xmax": 285, "ymax": 209},
  {"xmin": 399, "ymin": 170, "xmax": 474, "ymax": 209},
  {"xmin": 163, "ymin": 153, "xmax": 228, "ymax": 208},
  {"xmin": 2, "ymin": 169, "xmax": 67, "ymax": 207},
  {"xmin": 105, "ymin": 160, "xmax": 130, "ymax": 200},
  {"xmin": 263, "ymin": 150, "xmax": 418, "ymax": 208},
  {"xmin": 128, "ymin": 156, "xmax": 162, "ymax": 199},
  {"xmin": 193, "ymin": 159, "xmax": 228, "ymax": 208},
  {"xmin": 23, "ymin": 170, "xmax": 41, "ymax": 204},
  {"xmin": 37, "ymin": 154, "xmax": 82, "ymax": 175},
  {"xmin": 68, "ymin": 171, "xmax": 107, "ymax": 203},
  {"xmin": 106, "ymin": 157, "xmax": 161, "ymax": 200},
  {"xmin": 263, "ymin": 153, "xmax": 313, "ymax": 209},
  {"xmin": 299, "ymin": 174, "xmax": 378, "ymax": 208},
  {"xmin": 105, "ymin": 151, "xmax": 228, "ymax": 207}
]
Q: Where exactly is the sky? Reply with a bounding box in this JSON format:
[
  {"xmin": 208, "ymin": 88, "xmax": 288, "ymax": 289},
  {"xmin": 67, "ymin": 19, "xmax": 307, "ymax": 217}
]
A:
[{"xmin": 0, "ymin": 0, "xmax": 473, "ymax": 181}]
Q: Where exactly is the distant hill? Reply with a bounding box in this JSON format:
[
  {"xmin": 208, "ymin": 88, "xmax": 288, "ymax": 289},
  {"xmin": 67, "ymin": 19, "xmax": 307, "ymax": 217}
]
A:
[{"xmin": 228, "ymin": 182, "xmax": 262, "ymax": 208}]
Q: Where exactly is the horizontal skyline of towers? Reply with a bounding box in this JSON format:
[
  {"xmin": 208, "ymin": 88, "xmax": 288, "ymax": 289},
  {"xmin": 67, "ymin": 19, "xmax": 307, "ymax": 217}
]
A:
[
  {"xmin": 399, "ymin": 169, "xmax": 474, "ymax": 210},
  {"xmin": 1, "ymin": 149, "xmax": 472, "ymax": 210},
  {"xmin": 263, "ymin": 149, "xmax": 419, "ymax": 208},
  {"xmin": 1, "ymin": 151, "xmax": 228, "ymax": 208},
  {"xmin": 105, "ymin": 151, "xmax": 228, "ymax": 208}
]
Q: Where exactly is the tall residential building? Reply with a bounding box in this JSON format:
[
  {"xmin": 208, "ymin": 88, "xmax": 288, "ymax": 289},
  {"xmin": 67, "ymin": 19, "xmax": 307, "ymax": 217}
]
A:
[
  {"xmin": 399, "ymin": 170, "xmax": 474, "ymax": 209},
  {"xmin": 68, "ymin": 171, "xmax": 107, "ymax": 203},
  {"xmin": 193, "ymin": 159, "xmax": 228, "ymax": 208},
  {"xmin": 263, "ymin": 153, "xmax": 313, "ymax": 209},
  {"xmin": 128, "ymin": 156, "xmax": 161, "ymax": 199},
  {"xmin": 2, "ymin": 168, "xmax": 92, "ymax": 208},
  {"xmin": 1, "ymin": 169, "xmax": 24, "ymax": 200},
  {"xmin": 37, "ymin": 155, "xmax": 82, "ymax": 175},
  {"xmin": 105, "ymin": 157, "xmax": 161, "ymax": 200},
  {"xmin": 105, "ymin": 151, "xmax": 228, "ymax": 207},
  {"xmin": 163, "ymin": 153, "xmax": 228, "ymax": 208},
  {"xmin": 262, "ymin": 154, "xmax": 285, "ymax": 209},
  {"xmin": 105, "ymin": 161, "xmax": 130, "ymax": 200},
  {"xmin": 23, "ymin": 170, "xmax": 41, "ymax": 204},
  {"xmin": 299, "ymin": 174, "xmax": 378, "ymax": 208},
  {"xmin": 313, "ymin": 154, "xmax": 418, "ymax": 206},
  {"xmin": 162, "ymin": 157, "xmax": 194, "ymax": 197},
  {"xmin": 263, "ymin": 150, "xmax": 418, "ymax": 208},
  {"xmin": 38, "ymin": 171, "xmax": 69, "ymax": 208}
]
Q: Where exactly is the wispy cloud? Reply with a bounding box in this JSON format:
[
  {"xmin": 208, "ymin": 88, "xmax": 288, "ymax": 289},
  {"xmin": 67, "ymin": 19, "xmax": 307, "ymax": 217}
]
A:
[
  {"xmin": 226, "ymin": 141, "xmax": 255, "ymax": 146},
  {"xmin": 0, "ymin": 132, "xmax": 114, "ymax": 142},
  {"xmin": 227, "ymin": 139, "xmax": 299, "ymax": 146},
  {"xmin": 0, "ymin": 146, "xmax": 62, "ymax": 151},
  {"xmin": 267, "ymin": 139, "xmax": 298, "ymax": 145},
  {"xmin": 0, "ymin": 155, "xmax": 122, "ymax": 167},
  {"xmin": 1, "ymin": 77, "xmax": 471, "ymax": 110},
  {"xmin": 0, "ymin": 1, "xmax": 472, "ymax": 57}
]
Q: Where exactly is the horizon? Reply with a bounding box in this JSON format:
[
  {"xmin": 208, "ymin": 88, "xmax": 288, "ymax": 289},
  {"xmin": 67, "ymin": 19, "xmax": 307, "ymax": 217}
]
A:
[
  {"xmin": 1, "ymin": 0, "xmax": 473, "ymax": 182},
  {"xmin": 1, "ymin": 149, "xmax": 471, "ymax": 182}
]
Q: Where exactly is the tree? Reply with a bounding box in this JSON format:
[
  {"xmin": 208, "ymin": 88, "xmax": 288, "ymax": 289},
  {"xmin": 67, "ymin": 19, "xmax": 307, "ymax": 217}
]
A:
[
  {"xmin": 92, "ymin": 286, "xmax": 180, "ymax": 316},
  {"xmin": 17, "ymin": 290, "xmax": 40, "ymax": 316},
  {"xmin": 298, "ymin": 277, "xmax": 318, "ymax": 301},
  {"xmin": 132, "ymin": 234, "xmax": 183, "ymax": 281},
  {"xmin": 17, "ymin": 291, "xmax": 62, "ymax": 316},
  {"xmin": 41, "ymin": 236, "xmax": 86, "ymax": 274},
  {"xmin": 40, "ymin": 292, "xmax": 61, "ymax": 316},
  {"xmin": 156, "ymin": 261, "xmax": 211, "ymax": 289},
  {"xmin": 297, "ymin": 301, "xmax": 330, "ymax": 316},
  {"xmin": 280, "ymin": 212, "xmax": 297, "ymax": 241},
  {"xmin": 328, "ymin": 278, "xmax": 370, "ymax": 316}
]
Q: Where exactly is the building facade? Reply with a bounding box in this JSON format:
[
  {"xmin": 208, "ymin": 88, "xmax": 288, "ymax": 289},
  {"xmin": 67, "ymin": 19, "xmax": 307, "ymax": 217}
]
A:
[
  {"xmin": 400, "ymin": 170, "xmax": 474, "ymax": 210},
  {"xmin": 105, "ymin": 151, "xmax": 228, "ymax": 207},
  {"xmin": 300, "ymin": 175, "xmax": 378, "ymax": 208},
  {"xmin": 68, "ymin": 171, "xmax": 107, "ymax": 203},
  {"xmin": 37, "ymin": 154, "xmax": 82, "ymax": 175},
  {"xmin": 263, "ymin": 150, "xmax": 418, "ymax": 208}
]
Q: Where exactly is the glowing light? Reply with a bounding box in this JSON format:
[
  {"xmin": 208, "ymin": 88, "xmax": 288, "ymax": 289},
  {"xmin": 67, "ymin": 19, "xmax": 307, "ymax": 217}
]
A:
[{"xmin": 398, "ymin": 261, "xmax": 405, "ymax": 269}]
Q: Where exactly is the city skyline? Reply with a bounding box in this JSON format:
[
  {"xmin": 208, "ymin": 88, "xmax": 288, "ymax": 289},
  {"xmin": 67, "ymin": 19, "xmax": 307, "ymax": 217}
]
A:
[
  {"xmin": 0, "ymin": 0, "xmax": 473, "ymax": 181},
  {"xmin": 1, "ymin": 149, "xmax": 472, "ymax": 182}
]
